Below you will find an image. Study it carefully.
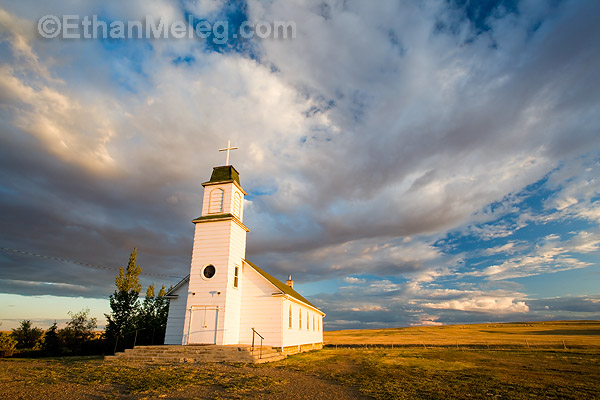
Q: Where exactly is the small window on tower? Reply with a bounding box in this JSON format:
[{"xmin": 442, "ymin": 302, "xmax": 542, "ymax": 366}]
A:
[
  {"xmin": 233, "ymin": 266, "xmax": 239, "ymax": 288},
  {"xmin": 209, "ymin": 188, "xmax": 224, "ymax": 213},
  {"xmin": 233, "ymin": 192, "xmax": 242, "ymax": 217}
]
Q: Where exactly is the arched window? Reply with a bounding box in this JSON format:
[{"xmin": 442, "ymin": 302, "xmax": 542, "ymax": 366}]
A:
[
  {"xmin": 306, "ymin": 312, "xmax": 309, "ymax": 330},
  {"xmin": 209, "ymin": 188, "xmax": 224, "ymax": 213},
  {"xmin": 313, "ymin": 315, "xmax": 315, "ymax": 331},
  {"xmin": 299, "ymin": 309, "xmax": 302, "ymax": 330},
  {"xmin": 233, "ymin": 192, "xmax": 242, "ymax": 217},
  {"xmin": 289, "ymin": 305, "xmax": 292, "ymax": 328}
]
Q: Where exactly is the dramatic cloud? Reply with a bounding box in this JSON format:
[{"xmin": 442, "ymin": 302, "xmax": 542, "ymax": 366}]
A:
[{"xmin": 0, "ymin": 0, "xmax": 599, "ymax": 329}]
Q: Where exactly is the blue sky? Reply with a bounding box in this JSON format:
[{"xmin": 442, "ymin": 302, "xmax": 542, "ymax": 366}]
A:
[{"xmin": 0, "ymin": 0, "xmax": 599, "ymax": 330}]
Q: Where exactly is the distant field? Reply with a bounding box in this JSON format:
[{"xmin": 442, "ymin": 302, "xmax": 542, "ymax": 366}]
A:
[
  {"xmin": 1, "ymin": 321, "xmax": 599, "ymax": 399},
  {"xmin": 324, "ymin": 320, "xmax": 600, "ymax": 348}
]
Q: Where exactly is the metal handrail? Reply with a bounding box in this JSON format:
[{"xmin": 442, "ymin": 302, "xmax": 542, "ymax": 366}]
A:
[
  {"xmin": 251, "ymin": 328, "xmax": 264, "ymax": 359},
  {"xmin": 113, "ymin": 327, "xmax": 157, "ymax": 354}
]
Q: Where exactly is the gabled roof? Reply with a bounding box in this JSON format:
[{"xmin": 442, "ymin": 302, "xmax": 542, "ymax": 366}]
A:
[
  {"xmin": 165, "ymin": 274, "xmax": 189, "ymax": 297},
  {"xmin": 244, "ymin": 259, "xmax": 324, "ymax": 314}
]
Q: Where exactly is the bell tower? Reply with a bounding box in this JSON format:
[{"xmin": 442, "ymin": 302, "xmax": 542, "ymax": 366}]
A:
[{"xmin": 182, "ymin": 144, "xmax": 249, "ymax": 345}]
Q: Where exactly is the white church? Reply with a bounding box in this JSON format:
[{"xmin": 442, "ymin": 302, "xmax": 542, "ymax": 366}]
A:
[{"xmin": 164, "ymin": 145, "xmax": 325, "ymax": 353}]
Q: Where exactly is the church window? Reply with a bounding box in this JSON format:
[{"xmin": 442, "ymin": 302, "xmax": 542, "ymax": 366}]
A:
[
  {"xmin": 233, "ymin": 265, "xmax": 239, "ymax": 288},
  {"xmin": 289, "ymin": 305, "xmax": 292, "ymax": 328},
  {"xmin": 313, "ymin": 315, "xmax": 315, "ymax": 331},
  {"xmin": 233, "ymin": 192, "xmax": 242, "ymax": 217},
  {"xmin": 307, "ymin": 312, "xmax": 309, "ymax": 330},
  {"xmin": 299, "ymin": 309, "xmax": 302, "ymax": 330},
  {"xmin": 209, "ymin": 188, "xmax": 224, "ymax": 213},
  {"xmin": 202, "ymin": 264, "xmax": 216, "ymax": 280}
]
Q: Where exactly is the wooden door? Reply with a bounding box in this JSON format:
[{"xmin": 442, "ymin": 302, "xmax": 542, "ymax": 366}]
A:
[{"xmin": 189, "ymin": 306, "xmax": 218, "ymax": 344}]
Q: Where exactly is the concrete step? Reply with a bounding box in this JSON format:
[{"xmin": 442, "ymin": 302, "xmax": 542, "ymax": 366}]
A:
[{"xmin": 104, "ymin": 344, "xmax": 286, "ymax": 364}]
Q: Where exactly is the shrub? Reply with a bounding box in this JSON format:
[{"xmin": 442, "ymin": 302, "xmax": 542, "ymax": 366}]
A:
[
  {"xmin": 60, "ymin": 309, "xmax": 98, "ymax": 355},
  {"xmin": 0, "ymin": 332, "xmax": 17, "ymax": 356}
]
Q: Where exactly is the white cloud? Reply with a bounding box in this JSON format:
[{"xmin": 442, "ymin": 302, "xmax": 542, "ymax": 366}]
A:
[
  {"xmin": 472, "ymin": 231, "xmax": 599, "ymax": 280},
  {"xmin": 343, "ymin": 276, "xmax": 366, "ymax": 284},
  {"xmin": 422, "ymin": 295, "xmax": 529, "ymax": 314},
  {"xmin": 410, "ymin": 315, "xmax": 443, "ymax": 326},
  {"xmin": 346, "ymin": 305, "xmax": 388, "ymax": 312}
]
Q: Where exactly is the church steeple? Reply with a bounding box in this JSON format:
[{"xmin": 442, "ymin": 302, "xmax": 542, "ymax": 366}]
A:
[
  {"xmin": 198, "ymin": 164, "xmax": 246, "ymax": 220},
  {"xmin": 181, "ymin": 142, "xmax": 248, "ymax": 345}
]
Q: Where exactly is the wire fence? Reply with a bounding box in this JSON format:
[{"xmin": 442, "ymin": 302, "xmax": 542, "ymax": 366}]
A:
[{"xmin": 324, "ymin": 341, "xmax": 599, "ymax": 350}]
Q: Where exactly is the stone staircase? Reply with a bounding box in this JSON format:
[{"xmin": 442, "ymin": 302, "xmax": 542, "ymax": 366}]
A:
[{"xmin": 104, "ymin": 344, "xmax": 287, "ymax": 364}]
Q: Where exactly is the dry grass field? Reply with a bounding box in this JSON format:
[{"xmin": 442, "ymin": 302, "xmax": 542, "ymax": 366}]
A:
[
  {"xmin": 1, "ymin": 321, "xmax": 598, "ymax": 399},
  {"xmin": 324, "ymin": 320, "xmax": 600, "ymax": 348}
]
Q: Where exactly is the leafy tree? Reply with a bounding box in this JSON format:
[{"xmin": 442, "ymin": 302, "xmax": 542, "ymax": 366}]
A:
[
  {"xmin": 11, "ymin": 320, "xmax": 43, "ymax": 349},
  {"xmin": 105, "ymin": 248, "xmax": 142, "ymax": 351},
  {"xmin": 135, "ymin": 283, "xmax": 170, "ymax": 345},
  {"xmin": 60, "ymin": 309, "xmax": 97, "ymax": 355},
  {"xmin": 155, "ymin": 285, "xmax": 170, "ymax": 341},
  {"xmin": 41, "ymin": 322, "xmax": 62, "ymax": 356}
]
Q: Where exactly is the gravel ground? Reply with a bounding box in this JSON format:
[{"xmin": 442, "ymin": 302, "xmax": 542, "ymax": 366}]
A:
[{"xmin": 0, "ymin": 358, "xmax": 367, "ymax": 399}]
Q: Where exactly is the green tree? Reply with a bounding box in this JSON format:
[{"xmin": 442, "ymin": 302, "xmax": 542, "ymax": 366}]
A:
[
  {"xmin": 42, "ymin": 322, "xmax": 62, "ymax": 356},
  {"xmin": 60, "ymin": 309, "xmax": 97, "ymax": 355},
  {"xmin": 136, "ymin": 283, "xmax": 170, "ymax": 345},
  {"xmin": 105, "ymin": 248, "xmax": 142, "ymax": 352},
  {"xmin": 11, "ymin": 320, "xmax": 43, "ymax": 349},
  {"xmin": 155, "ymin": 285, "xmax": 170, "ymax": 342}
]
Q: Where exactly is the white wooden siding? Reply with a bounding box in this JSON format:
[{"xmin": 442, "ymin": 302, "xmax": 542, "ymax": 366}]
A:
[
  {"xmin": 164, "ymin": 280, "xmax": 189, "ymax": 345},
  {"xmin": 239, "ymin": 264, "xmax": 283, "ymax": 347},
  {"xmin": 185, "ymin": 215, "xmax": 247, "ymax": 345},
  {"xmin": 282, "ymin": 298, "xmax": 324, "ymax": 347}
]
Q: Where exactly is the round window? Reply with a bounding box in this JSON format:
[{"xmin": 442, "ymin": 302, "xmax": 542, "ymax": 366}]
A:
[{"xmin": 203, "ymin": 264, "xmax": 216, "ymax": 279}]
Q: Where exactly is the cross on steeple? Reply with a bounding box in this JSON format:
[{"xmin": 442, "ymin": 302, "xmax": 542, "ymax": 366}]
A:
[{"xmin": 219, "ymin": 139, "xmax": 238, "ymax": 166}]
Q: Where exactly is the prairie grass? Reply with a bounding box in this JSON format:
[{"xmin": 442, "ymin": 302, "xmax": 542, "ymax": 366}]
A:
[
  {"xmin": 0, "ymin": 356, "xmax": 281, "ymax": 396},
  {"xmin": 324, "ymin": 320, "xmax": 600, "ymax": 348},
  {"xmin": 276, "ymin": 347, "xmax": 600, "ymax": 399},
  {"xmin": 2, "ymin": 321, "xmax": 599, "ymax": 399}
]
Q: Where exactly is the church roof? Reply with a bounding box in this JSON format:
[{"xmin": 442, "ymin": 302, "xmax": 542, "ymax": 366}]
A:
[
  {"xmin": 165, "ymin": 274, "xmax": 189, "ymax": 297},
  {"xmin": 164, "ymin": 262, "xmax": 324, "ymax": 315},
  {"xmin": 203, "ymin": 165, "xmax": 240, "ymax": 186},
  {"xmin": 244, "ymin": 259, "xmax": 323, "ymax": 313}
]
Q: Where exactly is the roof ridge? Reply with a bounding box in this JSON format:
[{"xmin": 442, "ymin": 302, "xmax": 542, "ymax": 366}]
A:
[{"xmin": 243, "ymin": 259, "xmax": 323, "ymax": 313}]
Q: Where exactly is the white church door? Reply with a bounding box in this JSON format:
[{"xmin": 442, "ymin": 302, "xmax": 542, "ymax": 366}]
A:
[{"xmin": 188, "ymin": 306, "xmax": 219, "ymax": 344}]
